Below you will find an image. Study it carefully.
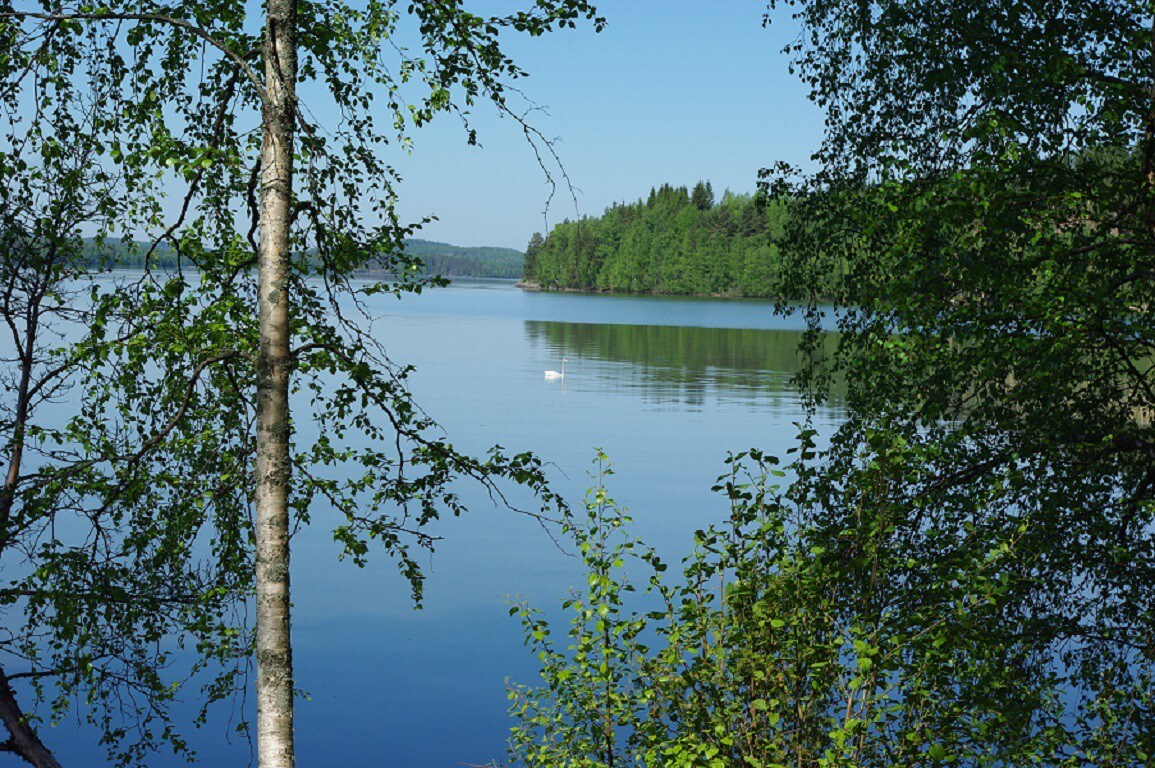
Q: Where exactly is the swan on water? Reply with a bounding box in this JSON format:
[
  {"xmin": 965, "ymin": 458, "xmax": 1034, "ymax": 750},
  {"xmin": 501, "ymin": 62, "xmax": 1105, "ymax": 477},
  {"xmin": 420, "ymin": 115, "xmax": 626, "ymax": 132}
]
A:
[{"xmin": 544, "ymin": 358, "xmax": 568, "ymax": 379}]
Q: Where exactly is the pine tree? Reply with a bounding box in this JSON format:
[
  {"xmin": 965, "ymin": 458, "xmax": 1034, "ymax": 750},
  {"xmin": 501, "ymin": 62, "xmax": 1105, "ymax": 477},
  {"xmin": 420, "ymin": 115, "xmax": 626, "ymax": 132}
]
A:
[{"xmin": 691, "ymin": 180, "xmax": 714, "ymax": 211}]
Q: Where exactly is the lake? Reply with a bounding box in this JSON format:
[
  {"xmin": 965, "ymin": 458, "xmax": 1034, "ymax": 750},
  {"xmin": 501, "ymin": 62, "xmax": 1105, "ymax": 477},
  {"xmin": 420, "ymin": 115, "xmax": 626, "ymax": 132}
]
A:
[{"xmin": 48, "ymin": 279, "xmax": 841, "ymax": 767}]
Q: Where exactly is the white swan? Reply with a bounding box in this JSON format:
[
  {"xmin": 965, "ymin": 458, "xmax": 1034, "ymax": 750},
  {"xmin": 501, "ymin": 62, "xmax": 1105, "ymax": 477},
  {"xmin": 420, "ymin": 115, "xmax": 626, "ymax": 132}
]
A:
[{"xmin": 544, "ymin": 358, "xmax": 568, "ymax": 380}]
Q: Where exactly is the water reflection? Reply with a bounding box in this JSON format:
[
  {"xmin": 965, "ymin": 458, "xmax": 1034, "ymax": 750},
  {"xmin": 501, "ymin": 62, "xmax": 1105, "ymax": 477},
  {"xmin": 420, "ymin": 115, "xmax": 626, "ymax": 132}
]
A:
[
  {"xmin": 34, "ymin": 280, "xmax": 845, "ymax": 768},
  {"xmin": 525, "ymin": 320, "xmax": 842, "ymax": 411}
]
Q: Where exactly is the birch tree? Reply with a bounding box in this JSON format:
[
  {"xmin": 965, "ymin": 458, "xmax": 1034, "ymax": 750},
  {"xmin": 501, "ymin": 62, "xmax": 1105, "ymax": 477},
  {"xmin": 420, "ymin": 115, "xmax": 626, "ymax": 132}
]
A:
[
  {"xmin": 0, "ymin": 82, "xmax": 255, "ymax": 768},
  {"xmin": 0, "ymin": 1, "xmax": 603, "ymax": 766},
  {"xmin": 763, "ymin": 0, "xmax": 1155, "ymax": 760}
]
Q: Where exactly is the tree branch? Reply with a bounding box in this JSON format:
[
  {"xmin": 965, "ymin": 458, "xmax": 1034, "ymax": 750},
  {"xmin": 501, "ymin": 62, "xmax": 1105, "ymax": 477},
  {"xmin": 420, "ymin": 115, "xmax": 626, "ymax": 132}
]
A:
[
  {"xmin": 0, "ymin": 661, "xmax": 62, "ymax": 768},
  {"xmin": 0, "ymin": 10, "xmax": 266, "ymax": 104}
]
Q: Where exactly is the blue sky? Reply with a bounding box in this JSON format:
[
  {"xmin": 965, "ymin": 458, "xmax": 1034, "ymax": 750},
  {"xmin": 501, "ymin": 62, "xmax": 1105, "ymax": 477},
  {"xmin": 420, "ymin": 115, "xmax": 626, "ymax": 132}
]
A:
[{"xmin": 387, "ymin": 3, "xmax": 824, "ymax": 250}]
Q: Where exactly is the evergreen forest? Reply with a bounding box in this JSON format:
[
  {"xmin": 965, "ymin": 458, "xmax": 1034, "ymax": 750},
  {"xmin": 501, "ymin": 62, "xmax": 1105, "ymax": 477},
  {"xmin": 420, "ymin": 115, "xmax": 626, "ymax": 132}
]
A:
[{"xmin": 522, "ymin": 182, "xmax": 792, "ymax": 297}]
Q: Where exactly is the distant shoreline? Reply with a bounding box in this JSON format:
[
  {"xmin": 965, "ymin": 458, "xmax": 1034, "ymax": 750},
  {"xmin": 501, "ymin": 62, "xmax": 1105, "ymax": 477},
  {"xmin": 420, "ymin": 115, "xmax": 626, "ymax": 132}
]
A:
[{"xmin": 516, "ymin": 280, "xmax": 779, "ymax": 302}]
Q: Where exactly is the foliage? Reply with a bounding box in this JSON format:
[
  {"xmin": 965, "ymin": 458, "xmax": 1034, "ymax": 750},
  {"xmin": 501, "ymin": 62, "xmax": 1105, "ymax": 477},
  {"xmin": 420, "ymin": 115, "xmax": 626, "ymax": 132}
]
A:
[
  {"xmin": 763, "ymin": 0, "xmax": 1154, "ymax": 495},
  {"xmin": 755, "ymin": 0, "xmax": 1154, "ymax": 763},
  {"xmin": 0, "ymin": 135, "xmax": 252, "ymax": 765},
  {"xmin": 509, "ymin": 456, "xmax": 661, "ymax": 768},
  {"xmin": 0, "ymin": 0, "xmax": 602, "ymax": 762},
  {"xmin": 509, "ymin": 447, "xmax": 1154, "ymax": 767},
  {"xmin": 522, "ymin": 184, "xmax": 794, "ymax": 297}
]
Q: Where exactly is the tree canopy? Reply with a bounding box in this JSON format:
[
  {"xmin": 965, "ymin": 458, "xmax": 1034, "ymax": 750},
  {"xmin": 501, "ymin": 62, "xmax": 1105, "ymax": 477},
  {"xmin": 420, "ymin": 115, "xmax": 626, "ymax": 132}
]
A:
[
  {"xmin": 762, "ymin": 0, "xmax": 1155, "ymax": 760},
  {"xmin": 522, "ymin": 183, "xmax": 793, "ymax": 297}
]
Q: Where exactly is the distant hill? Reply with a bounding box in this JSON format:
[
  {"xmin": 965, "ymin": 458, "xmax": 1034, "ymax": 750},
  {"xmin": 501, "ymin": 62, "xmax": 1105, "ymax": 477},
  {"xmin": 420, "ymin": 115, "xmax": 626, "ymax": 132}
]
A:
[
  {"xmin": 81, "ymin": 237, "xmax": 524, "ymax": 279},
  {"xmin": 400, "ymin": 239, "xmax": 523, "ymax": 279}
]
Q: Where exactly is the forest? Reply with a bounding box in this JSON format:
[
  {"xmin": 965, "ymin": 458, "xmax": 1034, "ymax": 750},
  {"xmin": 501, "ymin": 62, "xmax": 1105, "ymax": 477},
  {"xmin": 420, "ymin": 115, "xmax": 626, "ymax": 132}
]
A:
[
  {"xmin": 522, "ymin": 182, "xmax": 795, "ymax": 297},
  {"xmin": 82, "ymin": 238, "xmax": 522, "ymax": 278},
  {"xmin": 400, "ymin": 239, "xmax": 522, "ymax": 279}
]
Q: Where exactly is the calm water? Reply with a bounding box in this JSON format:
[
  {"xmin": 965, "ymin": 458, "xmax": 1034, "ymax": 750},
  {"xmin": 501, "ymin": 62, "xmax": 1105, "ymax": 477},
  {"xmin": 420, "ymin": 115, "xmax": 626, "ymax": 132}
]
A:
[{"xmin": 48, "ymin": 280, "xmax": 841, "ymax": 767}]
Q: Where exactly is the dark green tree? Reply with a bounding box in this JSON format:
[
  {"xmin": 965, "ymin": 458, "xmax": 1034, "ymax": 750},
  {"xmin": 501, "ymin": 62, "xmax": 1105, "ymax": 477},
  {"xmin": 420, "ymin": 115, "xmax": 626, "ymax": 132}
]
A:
[
  {"xmin": 523, "ymin": 231, "xmax": 546, "ymax": 279},
  {"xmin": 0, "ymin": 123, "xmax": 254, "ymax": 768},
  {"xmin": 691, "ymin": 180, "xmax": 715, "ymax": 210},
  {"xmin": 761, "ymin": 0, "xmax": 1155, "ymax": 761}
]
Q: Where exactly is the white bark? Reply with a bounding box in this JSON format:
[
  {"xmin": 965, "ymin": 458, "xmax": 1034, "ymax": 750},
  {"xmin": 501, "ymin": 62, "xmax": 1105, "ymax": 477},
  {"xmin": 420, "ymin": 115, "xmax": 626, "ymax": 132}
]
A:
[{"xmin": 255, "ymin": 0, "xmax": 297, "ymax": 766}]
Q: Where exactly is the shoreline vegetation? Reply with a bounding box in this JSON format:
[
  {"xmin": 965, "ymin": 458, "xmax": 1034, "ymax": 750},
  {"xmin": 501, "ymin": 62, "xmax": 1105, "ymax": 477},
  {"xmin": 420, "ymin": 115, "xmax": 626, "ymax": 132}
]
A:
[
  {"xmin": 83, "ymin": 237, "xmax": 524, "ymax": 280},
  {"xmin": 515, "ymin": 278, "xmax": 779, "ymax": 301},
  {"xmin": 520, "ymin": 181, "xmax": 810, "ymax": 300}
]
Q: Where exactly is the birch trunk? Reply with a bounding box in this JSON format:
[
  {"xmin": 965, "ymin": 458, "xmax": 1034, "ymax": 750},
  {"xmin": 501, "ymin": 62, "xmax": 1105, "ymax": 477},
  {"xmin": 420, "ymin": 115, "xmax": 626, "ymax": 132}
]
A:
[{"xmin": 255, "ymin": 0, "xmax": 297, "ymax": 766}]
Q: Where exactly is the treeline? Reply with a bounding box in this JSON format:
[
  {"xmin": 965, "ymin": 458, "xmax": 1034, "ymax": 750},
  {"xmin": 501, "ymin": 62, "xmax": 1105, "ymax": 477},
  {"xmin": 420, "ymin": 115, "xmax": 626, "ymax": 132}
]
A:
[
  {"xmin": 81, "ymin": 238, "xmax": 523, "ymax": 279},
  {"xmin": 522, "ymin": 182, "xmax": 790, "ymax": 297},
  {"xmin": 399, "ymin": 239, "xmax": 522, "ymax": 279},
  {"xmin": 82, "ymin": 238, "xmax": 181, "ymax": 269}
]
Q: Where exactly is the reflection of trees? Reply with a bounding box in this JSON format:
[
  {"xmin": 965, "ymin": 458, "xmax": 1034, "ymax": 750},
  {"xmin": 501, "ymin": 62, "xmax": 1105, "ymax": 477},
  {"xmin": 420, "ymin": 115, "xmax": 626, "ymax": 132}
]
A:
[{"xmin": 525, "ymin": 320, "xmax": 843, "ymax": 409}]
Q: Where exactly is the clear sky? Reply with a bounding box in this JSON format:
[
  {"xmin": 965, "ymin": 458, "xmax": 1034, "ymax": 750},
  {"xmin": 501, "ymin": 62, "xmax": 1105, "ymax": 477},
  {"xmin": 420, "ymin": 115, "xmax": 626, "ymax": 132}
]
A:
[{"xmin": 386, "ymin": 2, "xmax": 824, "ymax": 251}]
